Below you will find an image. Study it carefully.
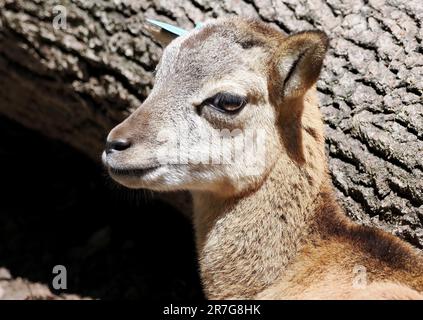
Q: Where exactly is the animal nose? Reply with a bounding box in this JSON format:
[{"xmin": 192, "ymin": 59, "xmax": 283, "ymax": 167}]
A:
[{"xmin": 106, "ymin": 138, "xmax": 131, "ymax": 154}]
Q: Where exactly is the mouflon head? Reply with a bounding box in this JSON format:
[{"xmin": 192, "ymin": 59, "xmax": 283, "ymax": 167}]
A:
[{"xmin": 103, "ymin": 17, "xmax": 329, "ymax": 196}]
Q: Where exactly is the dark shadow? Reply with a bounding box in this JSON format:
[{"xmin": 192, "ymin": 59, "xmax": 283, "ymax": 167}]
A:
[{"xmin": 0, "ymin": 116, "xmax": 204, "ymax": 300}]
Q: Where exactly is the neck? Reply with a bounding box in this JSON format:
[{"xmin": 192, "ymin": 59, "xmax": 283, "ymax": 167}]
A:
[{"xmin": 192, "ymin": 149, "xmax": 328, "ymax": 299}]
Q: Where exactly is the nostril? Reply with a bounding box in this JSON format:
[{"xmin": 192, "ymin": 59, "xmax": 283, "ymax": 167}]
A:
[{"xmin": 106, "ymin": 139, "xmax": 131, "ymax": 154}]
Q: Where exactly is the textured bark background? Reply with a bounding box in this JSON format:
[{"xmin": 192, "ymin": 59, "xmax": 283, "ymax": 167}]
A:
[{"xmin": 0, "ymin": 0, "xmax": 422, "ymax": 249}]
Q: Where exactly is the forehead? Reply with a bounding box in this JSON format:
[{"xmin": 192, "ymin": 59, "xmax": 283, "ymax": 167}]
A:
[{"xmin": 155, "ymin": 19, "xmax": 281, "ymax": 92}]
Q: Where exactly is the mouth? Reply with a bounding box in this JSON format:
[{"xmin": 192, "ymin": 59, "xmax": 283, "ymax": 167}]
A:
[{"xmin": 108, "ymin": 166, "xmax": 160, "ymax": 177}]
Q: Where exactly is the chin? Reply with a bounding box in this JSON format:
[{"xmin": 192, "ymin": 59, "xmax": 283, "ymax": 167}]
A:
[
  {"xmin": 108, "ymin": 172, "xmax": 146, "ymax": 189},
  {"xmin": 106, "ymin": 165, "xmax": 190, "ymax": 192}
]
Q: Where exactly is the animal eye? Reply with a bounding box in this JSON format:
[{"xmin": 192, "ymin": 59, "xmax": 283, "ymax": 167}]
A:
[{"xmin": 204, "ymin": 92, "xmax": 247, "ymax": 114}]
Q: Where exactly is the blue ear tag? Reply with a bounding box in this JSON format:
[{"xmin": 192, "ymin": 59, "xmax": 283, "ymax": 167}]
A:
[{"xmin": 146, "ymin": 19, "xmax": 202, "ymax": 37}]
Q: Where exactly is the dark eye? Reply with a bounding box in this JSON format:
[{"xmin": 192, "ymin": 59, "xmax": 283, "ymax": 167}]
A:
[{"xmin": 203, "ymin": 92, "xmax": 247, "ymax": 114}]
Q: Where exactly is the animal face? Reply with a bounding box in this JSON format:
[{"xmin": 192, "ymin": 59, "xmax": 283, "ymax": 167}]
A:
[{"xmin": 102, "ymin": 18, "xmax": 328, "ymax": 196}]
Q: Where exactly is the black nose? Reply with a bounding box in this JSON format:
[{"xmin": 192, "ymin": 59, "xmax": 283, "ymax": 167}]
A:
[{"xmin": 106, "ymin": 139, "xmax": 131, "ymax": 154}]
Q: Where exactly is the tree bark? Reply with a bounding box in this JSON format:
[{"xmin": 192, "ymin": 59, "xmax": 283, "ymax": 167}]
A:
[{"xmin": 0, "ymin": 0, "xmax": 422, "ymax": 247}]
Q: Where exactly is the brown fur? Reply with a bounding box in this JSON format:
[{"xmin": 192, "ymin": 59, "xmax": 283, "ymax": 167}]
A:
[
  {"xmin": 104, "ymin": 17, "xmax": 423, "ymax": 299},
  {"xmin": 255, "ymin": 184, "xmax": 423, "ymax": 299}
]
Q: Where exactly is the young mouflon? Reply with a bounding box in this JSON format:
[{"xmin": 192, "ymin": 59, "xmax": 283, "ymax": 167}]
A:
[{"xmin": 102, "ymin": 17, "xmax": 423, "ymax": 299}]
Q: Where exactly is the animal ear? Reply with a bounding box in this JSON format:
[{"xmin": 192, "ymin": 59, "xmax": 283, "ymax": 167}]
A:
[
  {"xmin": 274, "ymin": 31, "xmax": 329, "ymax": 99},
  {"xmin": 144, "ymin": 19, "xmax": 190, "ymax": 47},
  {"xmin": 144, "ymin": 23, "xmax": 178, "ymax": 47}
]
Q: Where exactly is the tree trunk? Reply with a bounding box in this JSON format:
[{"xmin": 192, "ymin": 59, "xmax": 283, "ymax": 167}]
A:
[{"xmin": 0, "ymin": 0, "xmax": 422, "ymax": 247}]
